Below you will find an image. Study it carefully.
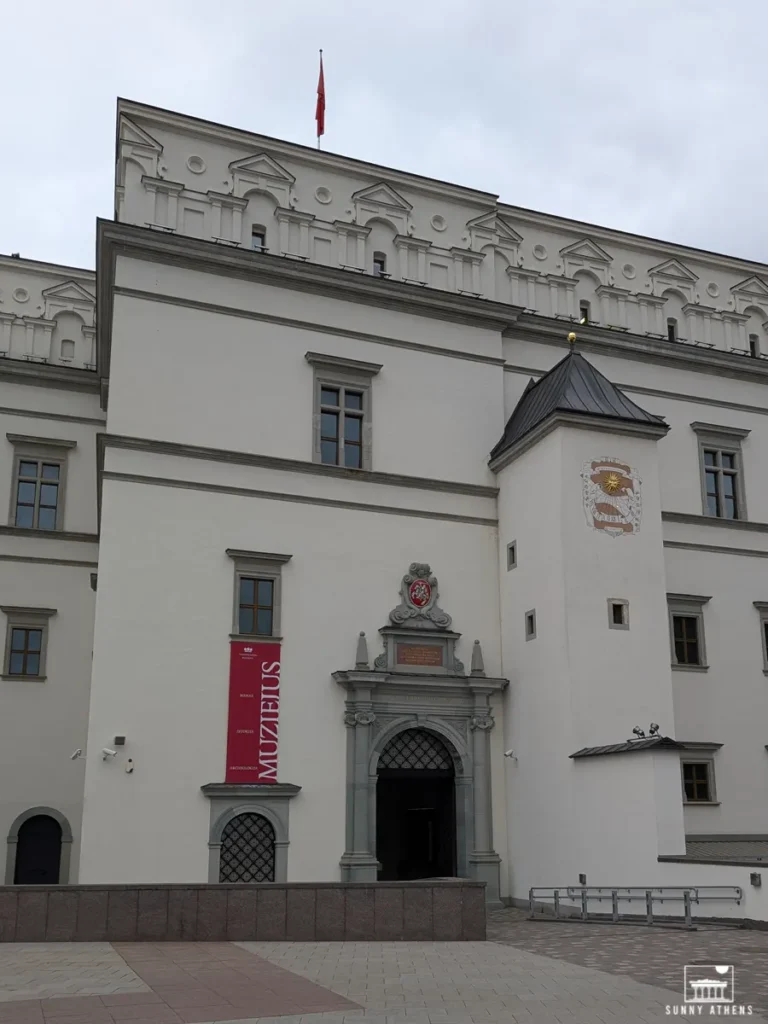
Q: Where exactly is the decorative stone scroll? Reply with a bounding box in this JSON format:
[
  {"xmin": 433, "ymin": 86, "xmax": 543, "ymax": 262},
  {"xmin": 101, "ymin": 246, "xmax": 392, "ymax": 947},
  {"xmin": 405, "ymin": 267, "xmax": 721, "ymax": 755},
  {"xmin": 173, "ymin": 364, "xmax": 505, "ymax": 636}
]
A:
[{"xmin": 387, "ymin": 563, "xmax": 452, "ymax": 630}]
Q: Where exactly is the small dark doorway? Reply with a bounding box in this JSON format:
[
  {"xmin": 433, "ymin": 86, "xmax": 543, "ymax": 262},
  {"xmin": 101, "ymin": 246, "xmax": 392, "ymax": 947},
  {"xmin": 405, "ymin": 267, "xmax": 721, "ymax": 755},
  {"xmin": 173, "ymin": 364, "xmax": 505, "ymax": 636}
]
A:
[
  {"xmin": 376, "ymin": 729, "xmax": 456, "ymax": 881},
  {"xmin": 14, "ymin": 815, "xmax": 62, "ymax": 884}
]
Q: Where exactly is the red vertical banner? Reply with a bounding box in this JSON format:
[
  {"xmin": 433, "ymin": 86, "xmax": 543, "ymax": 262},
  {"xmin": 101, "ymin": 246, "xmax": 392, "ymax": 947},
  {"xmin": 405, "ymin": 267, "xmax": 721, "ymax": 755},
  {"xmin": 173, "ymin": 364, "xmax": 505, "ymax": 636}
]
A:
[{"xmin": 225, "ymin": 641, "xmax": 281, "ymax": 783}]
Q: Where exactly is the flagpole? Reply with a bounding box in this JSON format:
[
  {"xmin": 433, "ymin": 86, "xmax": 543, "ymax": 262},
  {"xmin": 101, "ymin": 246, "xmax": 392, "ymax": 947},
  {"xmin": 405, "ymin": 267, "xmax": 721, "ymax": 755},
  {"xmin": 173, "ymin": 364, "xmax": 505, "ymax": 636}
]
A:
[{"xmin": 316, "ymin": 49, "xmax": 325, "ymax": 150}]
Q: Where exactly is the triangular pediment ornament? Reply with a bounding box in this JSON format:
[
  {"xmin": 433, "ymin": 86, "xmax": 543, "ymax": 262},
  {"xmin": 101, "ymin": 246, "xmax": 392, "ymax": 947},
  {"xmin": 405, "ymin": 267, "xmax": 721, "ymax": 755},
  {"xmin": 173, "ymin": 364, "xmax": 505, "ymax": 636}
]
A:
[
  {"xmin": 648, "ymin": 258, "xmax": 698, "ymax": 282},
  {"xmin": 731, "ymin": 275, "xmax": 768, "ymax": 297},
  {"xmin": 467, "ymin": 211, "xmax": 523, "ymax": 243},
  {"xmin": 229, "ymin": 152, "xmax": 295, "ymax": 183},
  {"xmin": 559, "ymin": 237, "xmax": 613, "ymax": 263},
  {"xmin": 42, "ymin": 280, "xmax": 95, "ymax": 304},
  {"xmin": 118, "ymin": 115, "xmax": 162, "ymax": 152},
  {"xmin": 352, "ymin": 181, "xmax": 412, "ymax": 212}
]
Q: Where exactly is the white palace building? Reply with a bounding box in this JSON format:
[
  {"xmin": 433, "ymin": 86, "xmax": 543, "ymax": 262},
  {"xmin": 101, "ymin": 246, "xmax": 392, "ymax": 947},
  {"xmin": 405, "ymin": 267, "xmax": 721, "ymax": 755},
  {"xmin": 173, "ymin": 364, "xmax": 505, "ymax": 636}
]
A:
[{"xmin": 3, "ymin": 98, "xmax": 768, "ymax": 915}]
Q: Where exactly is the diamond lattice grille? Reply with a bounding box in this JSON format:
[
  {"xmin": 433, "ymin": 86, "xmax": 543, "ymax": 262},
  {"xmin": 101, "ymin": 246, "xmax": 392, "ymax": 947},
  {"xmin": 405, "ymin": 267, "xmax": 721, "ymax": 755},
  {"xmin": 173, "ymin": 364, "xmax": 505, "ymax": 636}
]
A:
[
  {"xmin": 378, "ymin": 728, "xmax": 453, "ymax": 772},
  {"xmin": 219, "ymin": 813, "xmax": 276, "ymax": 883}
]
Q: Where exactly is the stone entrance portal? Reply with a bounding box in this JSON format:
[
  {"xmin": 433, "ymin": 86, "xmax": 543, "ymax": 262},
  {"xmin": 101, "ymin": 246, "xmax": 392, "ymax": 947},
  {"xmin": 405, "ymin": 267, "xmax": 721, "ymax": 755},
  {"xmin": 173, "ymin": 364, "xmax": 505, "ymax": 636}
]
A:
[
  {"xmin": 333, "ymin": 563, "xmax": 508, "ymax": 905},
  {"xmin": 376, "ymin": 728, "xmax": 457, "ymax": 881}
]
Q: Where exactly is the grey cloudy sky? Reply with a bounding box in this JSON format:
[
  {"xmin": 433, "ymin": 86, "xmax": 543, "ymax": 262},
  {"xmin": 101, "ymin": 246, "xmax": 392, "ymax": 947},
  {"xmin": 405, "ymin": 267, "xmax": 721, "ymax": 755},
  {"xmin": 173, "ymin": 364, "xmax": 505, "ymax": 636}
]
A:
[{"xmin": 2, "ymin": 0, "xmax": 764, "ymax": 270}]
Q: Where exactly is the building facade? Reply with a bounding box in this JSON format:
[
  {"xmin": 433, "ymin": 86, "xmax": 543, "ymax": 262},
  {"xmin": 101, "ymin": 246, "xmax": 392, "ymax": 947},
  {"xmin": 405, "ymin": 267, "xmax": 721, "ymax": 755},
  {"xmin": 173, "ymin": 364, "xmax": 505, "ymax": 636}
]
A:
[{"xmin": 3, "ymin": 98, "xmax": 768, "ymax": 913}]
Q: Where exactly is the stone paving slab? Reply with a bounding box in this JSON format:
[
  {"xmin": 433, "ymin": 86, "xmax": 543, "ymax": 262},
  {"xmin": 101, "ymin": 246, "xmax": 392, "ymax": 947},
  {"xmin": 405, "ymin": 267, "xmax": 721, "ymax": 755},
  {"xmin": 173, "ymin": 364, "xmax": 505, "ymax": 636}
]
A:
[{"xmin": 489, "ymin": 906, "xmax": 768, "ymax": 1014}]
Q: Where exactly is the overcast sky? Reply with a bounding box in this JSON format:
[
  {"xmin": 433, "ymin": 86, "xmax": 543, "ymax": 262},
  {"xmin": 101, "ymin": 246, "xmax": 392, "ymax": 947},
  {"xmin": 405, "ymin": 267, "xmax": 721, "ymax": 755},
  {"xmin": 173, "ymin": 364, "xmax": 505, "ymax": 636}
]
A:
[{"xmin": 2, "ymin": 0, "xmax": 765, "ymax": 270}]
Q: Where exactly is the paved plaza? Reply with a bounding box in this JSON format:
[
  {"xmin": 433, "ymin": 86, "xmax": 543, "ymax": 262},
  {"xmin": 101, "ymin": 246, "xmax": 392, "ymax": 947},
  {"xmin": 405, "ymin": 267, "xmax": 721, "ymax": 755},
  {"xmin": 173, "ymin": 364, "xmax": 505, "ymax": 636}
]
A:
[{"xmin": 1, "ymin": 909, "xmax": 767, "ymax": 1023}]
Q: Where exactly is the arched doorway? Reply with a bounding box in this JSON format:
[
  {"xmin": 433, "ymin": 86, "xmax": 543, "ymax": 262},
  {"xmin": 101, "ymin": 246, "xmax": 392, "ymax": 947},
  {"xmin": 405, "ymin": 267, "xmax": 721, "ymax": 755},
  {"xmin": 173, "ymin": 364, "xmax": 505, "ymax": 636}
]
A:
[
  {"xmin": 376, "ymin": 728, "xmax": 456, "ymax": 881},
  {"xmin": 218, "ymin": 813, "xmax": 276, "ymax": 883},
  {"xmin": 14, "ymin": 815, "xmax": 62, "ymax": 884}
]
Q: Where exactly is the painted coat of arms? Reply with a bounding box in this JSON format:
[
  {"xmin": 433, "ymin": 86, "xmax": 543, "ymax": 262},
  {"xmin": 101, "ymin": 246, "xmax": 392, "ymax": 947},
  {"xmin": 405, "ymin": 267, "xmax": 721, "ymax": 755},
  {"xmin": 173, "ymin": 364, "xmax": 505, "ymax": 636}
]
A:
[{"xmin": 581, "ymin": 458, "xmax": 642, "ymax": 537}]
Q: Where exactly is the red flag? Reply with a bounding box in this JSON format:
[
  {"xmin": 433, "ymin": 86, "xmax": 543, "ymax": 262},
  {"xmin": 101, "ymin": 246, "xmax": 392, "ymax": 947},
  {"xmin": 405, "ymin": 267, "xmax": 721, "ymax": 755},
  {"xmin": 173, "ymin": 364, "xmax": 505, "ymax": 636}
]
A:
[{"xmin": 315, "ymin": 51, "xmax": 325, "ymax": 140}]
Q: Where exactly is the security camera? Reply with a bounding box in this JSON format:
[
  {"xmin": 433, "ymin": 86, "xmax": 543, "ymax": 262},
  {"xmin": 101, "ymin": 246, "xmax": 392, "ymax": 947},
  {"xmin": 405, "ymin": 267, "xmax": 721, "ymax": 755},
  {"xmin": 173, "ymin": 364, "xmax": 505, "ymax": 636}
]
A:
[
  {"xmin": 70, "ymin": 749, "xmax": 83, "ymax": 760},
  {"xmin": 504, "ymin": 749, "xmax": 517, "ymax": 759},
  {"xmin": 101, "ymin": 748, "xmax": 117, "ymax": 760}
]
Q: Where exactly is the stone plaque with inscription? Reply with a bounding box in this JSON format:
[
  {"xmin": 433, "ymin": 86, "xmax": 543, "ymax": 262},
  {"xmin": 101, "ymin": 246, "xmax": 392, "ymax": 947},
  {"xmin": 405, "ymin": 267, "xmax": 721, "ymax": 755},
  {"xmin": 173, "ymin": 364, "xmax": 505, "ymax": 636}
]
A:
[{"xmin": 396, "ymin": 643, "xmax": 444, "ymax": 667}]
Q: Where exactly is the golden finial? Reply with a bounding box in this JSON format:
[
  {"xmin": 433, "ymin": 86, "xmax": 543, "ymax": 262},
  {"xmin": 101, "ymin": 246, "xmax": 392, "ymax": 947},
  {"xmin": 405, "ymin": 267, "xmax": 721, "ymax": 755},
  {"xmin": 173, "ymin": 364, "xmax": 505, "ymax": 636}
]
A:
[{"xmin": 567, "ymin": 331, "xmax": 577, "ymax": 346}]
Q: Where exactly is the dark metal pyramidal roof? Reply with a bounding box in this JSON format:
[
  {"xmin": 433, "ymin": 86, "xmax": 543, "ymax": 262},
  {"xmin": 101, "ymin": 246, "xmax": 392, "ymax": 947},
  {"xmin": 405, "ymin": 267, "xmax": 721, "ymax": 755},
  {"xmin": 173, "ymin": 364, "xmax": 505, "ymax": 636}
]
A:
[{"xmin": 490, "ymin": 349, "xmax": 666, "ymax": 462}]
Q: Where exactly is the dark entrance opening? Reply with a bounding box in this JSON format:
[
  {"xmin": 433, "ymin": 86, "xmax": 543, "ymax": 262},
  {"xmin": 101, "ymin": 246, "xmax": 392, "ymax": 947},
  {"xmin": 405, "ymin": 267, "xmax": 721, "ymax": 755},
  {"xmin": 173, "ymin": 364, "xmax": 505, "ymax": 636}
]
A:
[
  {"xmin": 376, "ymin": 728, "xmax": 457, "ymax": 881},
  {"xmin": 14, "ymin": 814, "xmax": 62, "ymax": 884}
]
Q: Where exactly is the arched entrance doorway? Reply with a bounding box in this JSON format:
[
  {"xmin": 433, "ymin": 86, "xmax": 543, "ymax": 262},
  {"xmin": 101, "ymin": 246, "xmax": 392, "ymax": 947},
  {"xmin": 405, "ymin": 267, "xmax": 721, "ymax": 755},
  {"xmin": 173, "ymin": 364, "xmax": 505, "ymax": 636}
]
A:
[
  {"xmin": 14, "ymin": 814, "xmax": 62, "ymax": 884},
  {"xmin": 218, "ymin": 812, "xmax": 276, "ymax": 883},
  {"xmin": 376, "ymin": 728, "xmax": 456, "ymax": 881}
]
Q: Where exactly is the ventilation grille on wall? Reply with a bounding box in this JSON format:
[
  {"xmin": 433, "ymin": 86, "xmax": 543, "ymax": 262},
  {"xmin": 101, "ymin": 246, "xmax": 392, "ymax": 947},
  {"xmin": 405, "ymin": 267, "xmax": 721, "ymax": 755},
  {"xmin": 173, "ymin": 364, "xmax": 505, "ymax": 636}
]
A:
[{"xmin": 378, "ymin": 728, "xmax": 452, "ymax": 771}]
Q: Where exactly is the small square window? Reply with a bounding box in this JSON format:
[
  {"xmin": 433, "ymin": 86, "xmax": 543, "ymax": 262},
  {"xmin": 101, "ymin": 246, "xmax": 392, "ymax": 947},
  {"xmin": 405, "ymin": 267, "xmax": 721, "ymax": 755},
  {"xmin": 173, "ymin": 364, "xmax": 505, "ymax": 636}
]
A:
[
  {"xmin": 2, "ymin": 606, "xmax": 56, "ymax": 680},
  {"xmin": 608, "ymin": 599, "xmax": 629, "ymax": 629},
  {"xmin": 525, "ymin": 609, "xmax": 537, "ymax": 641},
  {"xmin": 506, "ymin": 541, "xmax": 517, "ymax": 571},
  {"xmin": 682, "ymin": 760, "xmax": 714, "ymax": 803}
]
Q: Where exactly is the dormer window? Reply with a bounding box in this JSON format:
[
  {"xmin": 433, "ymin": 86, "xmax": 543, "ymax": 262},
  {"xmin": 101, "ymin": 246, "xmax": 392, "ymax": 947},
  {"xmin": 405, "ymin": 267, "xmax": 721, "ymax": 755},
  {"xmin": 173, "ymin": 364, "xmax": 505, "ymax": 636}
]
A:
[
  {"xmin": 373, "ymin": 252, "xmax": 387, "ymax": 278},
  {"xmin": 251, "ymin": 226, "xmax": 267, "ymax": 252},
  {"xmin": 667, "ymin": 318, "xmax": 678, "ymax": 343},
  {"xmin": 578, "ymin": 300, "xmax": 590, "ymax": 324},
  {"xmin": 750, "ymin": 333, "xmax": 760, "ymax": 358}
]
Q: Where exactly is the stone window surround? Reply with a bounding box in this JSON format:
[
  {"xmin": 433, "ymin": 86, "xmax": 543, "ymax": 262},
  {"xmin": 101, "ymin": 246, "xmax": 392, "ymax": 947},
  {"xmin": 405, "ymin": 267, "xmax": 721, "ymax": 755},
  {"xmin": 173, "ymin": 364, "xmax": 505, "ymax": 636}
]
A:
[
  {"xmin": 6, "ymin": 434, "xmax": 77, "ymax": 532},
  {"xmin": 506, "ymin": 541, "xmax": 517, "ymax": 570},
  {"xmin": 200, "ymin": 782, "xmax": 301, "ymax": 884},
  {"xmin": 668, "ymin": 593, "xmax": 710, "ymax": 672},
  {"xmin": 680, "ymin": 744, "xmax": 721, "ymax": 805},
  {"xmin": 306, "ymin": 351, "xmax": 382, "ymax": 472},
  {"xmin": 691, "ymin": 421, "xmax": 750, "ymax": 521},
  {"xmin": 226, "ymin": 549, "xmax": 291, "ymax": 641},
  {"xmin": 753, "ymin": 601, "xmax": 768, "ymax": 674},
  {"xmin": 4, "ymin": 805, "xmax": 73, "ymax": 884},
  {"xmin": 1, "ymin": 605, "xmax": 57, "ymax": 681},
  {"xmin": 608, "ymin": 598, "xmax": 630, "ymax": 630},
  {"xmin": 525, "ymin": 608, "xmax": 536, "ymax": 641}
]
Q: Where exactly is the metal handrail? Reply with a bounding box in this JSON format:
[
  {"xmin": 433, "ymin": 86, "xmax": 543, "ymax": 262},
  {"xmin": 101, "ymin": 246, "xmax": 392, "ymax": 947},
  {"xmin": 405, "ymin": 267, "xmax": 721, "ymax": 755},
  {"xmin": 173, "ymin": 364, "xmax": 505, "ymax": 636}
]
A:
[{"xmin": 529, "ymin": 885, "xmax": 743, "ymax": 930}]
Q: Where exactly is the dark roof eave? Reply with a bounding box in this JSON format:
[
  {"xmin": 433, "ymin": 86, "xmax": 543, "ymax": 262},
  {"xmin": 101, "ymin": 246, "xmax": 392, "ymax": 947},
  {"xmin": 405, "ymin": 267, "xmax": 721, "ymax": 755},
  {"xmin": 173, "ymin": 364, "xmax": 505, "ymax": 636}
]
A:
[
  {"xmin": 490, "ymin": 410, "xmax": 669, "ymax": 471},
  {"xmin": 571, "ymin": 736, "xmax": 686, "ymax": 758}
]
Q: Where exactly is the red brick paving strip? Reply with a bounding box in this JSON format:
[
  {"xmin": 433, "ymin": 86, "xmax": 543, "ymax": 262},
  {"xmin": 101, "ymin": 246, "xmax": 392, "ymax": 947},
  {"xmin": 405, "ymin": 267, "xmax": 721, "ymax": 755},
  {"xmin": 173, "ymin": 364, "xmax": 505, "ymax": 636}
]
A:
[{"xmin": 3, "ymin": 942, "xmax": 360, "ymax": 1024}]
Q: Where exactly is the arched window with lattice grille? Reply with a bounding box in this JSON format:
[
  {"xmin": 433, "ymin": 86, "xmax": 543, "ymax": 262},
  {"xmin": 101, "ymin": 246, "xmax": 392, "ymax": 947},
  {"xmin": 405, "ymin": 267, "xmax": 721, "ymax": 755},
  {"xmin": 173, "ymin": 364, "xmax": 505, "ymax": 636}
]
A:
[{"xmin": 218, "ymin": 813, "xmax": 276, "ymax": 883}]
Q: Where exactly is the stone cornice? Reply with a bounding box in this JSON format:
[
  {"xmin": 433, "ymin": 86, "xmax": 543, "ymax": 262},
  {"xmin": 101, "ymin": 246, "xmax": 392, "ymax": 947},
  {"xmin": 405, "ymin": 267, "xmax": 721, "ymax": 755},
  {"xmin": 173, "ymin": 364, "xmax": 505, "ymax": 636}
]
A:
[
  {"xmin": 96, "ymin": 218, "xmax": 521, "ymax": 390},
  {"xmin": 663, "ymin": 510, "xmax": 768, "ymax": 534},
  {"xmin": 275, "ymin": 207, "xmax": 315, "ymax": 224},
  {"xmin": 0, "ymin": 525, "xmax": 98, "ymax": 544},
  {"xmin": 100, "ymin": 432, "xmax": 499, "ymax": 499},
  {"xmin": 201, "ymin": 782, "xmax": 301, "ymax": 798},
  {"xmin": 0, "ymin": 357, "xmax": 100, "ymax": 394},
  {"xmin": 206, "ymin": 190, "xmax": 248, "ymax": 209},
  {"xmin": 333, "ymin": 220, "xmax": 370, "ymax": 236},
  {"xmin": 509, "ymin": 314, "xmax": 768, "ymax": 384},
  {"xmin": 141, "ymin": 176, "xmax": 185, "ymax": 194}
]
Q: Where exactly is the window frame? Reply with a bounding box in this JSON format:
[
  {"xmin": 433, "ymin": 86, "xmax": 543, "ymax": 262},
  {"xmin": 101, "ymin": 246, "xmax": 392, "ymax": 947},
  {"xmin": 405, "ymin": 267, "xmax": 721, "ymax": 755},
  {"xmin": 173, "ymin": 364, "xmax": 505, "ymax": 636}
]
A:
[
  {"xmin": 608, "ymin": 598, "xmax": 629, "ymax": 630},
  {"xmin": 749, "ymin": 333, "xmax": 760, "ymax": 358},
  {"xmin": 680, "ymin": 757, "xmax": 718, "ymax": 805},
  {"xmin": 753, "ymin": 602, "xmax": 768, "ymax": 674},
  {"xmin": 506, "ymin": 541, "xmax": 517, "ymax": 571},
  {"xmin": 305, "ymin": 352, "xmax": 382, "ymax": 472},
  {"xmin": 691, "ymin": 422, "xmax": 750, "ymax": 522},
  {"xmin": 372, "ymin": 251, "xmax": 389, "ymax": 278},
  {"xmin": 226, "ymin": 549, "xmax": 292, "ymax": 641},
  {"xmin": 525, "ymin": 608, "xmax": 537, "ymax": 641},
  {"xmin": 6, "ymin": 434, "xmax": 76, "ymax": 532},
  {"xmin": 2, "ymin": 606, "xmax": 56, "ymax": 681},
  {"xmin": 667, "ymin": 593, "xmax": 710, "ymax": 671},
  {"xmin": 251, "ymin": 225, "xmax": 267, "ymax": 252},
  {"xmin": 578, "ymin": 300, "xmax": 590, "ymax": 324},
  {"xmin": 667, "ymin": 317, "xmax": 678, "ymax": 343}
]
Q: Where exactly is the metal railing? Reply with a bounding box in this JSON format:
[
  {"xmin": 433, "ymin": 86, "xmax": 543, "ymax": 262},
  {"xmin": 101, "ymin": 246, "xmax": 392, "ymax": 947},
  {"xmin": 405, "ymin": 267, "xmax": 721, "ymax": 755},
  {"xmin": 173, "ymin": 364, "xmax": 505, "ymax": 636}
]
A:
[{"xmin": 529, "ymin": 886, "xmax": 743, "ymax": 930}]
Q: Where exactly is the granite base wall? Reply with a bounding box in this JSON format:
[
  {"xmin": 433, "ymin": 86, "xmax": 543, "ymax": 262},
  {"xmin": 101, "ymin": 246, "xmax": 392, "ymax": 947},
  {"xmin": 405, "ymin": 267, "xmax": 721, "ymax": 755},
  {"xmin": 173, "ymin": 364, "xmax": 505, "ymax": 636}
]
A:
[{"xmin": 0, "ymin": 880, "xmax": 485, "ymax": 942}]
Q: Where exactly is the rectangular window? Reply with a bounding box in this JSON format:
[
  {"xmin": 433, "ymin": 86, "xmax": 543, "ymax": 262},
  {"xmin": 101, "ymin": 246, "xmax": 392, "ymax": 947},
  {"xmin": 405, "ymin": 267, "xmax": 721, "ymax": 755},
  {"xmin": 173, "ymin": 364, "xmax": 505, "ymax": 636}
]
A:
[
  {"xmin": 750, "ymin": 333, "xmax": 760, "ymax": 358},
  {"xmin": 251, "ymin": 226, "xmax": 266, "ymax": 251},
  {"xmin": 2, "ymin": 606, "xmax": 56, "ymax": 681},
  {"xmin": 373, "ymin": 253, "xmax": 387, "ymax": 277},
  {"xmin": 692, "ymin": 422, "xmax": 749, "ymax": 521},
  {"xmin": 506, "ymin": 541, "xmax": 517, "ymax": 570},
  {"xmin": 754, "ymin": 602, "xmax": 768, "ymax": 673},
  {"xmin": 682, "ymin": 761, "xmax": 714, "ymax": 803},
  {"xmin": 668, "ymin": 594, "xmax": 710, "ymax": 670},
  {"xmin": 7, "ymin": 434, "xmax": 76, "ymax": 531},
  {"xmin": 608, "ymin": 599, "xmax": 629, "ymax": 629},
  {"xmin": 578, "ymin": 300, "xmax": 590, "ymax": 324},
  {"xmin": 667, "ymin": 318, "xmax": 677, "ymax": 343},
  {"xmin": 525, "ymin": 609, "xmax": 537, "ymax": 641},
  {"xmin": 306, "ymin": 352, "xmax": 382, "ymax": 472},
  {"xmin": 227, "ymin": 549, "xmax": 291, "ymax": 639}
]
